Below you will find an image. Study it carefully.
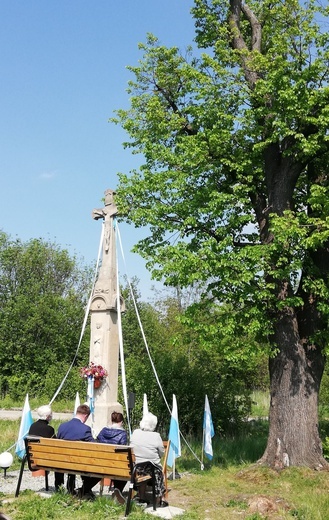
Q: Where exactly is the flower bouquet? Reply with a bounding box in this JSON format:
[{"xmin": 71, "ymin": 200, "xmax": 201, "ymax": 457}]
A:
[{"xmin": 80, "ymin": 362, "xmax": 108, "ymax": 388}]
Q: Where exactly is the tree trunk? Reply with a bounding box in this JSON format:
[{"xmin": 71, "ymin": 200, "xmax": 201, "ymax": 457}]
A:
[{"xmin": 259, "ymin": 308, "xmax": 327, "ymax": 469}]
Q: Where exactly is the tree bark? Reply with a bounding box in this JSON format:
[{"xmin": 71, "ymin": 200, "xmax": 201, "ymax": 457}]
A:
[{"xmin": 258, "ymin": 306, "xmax": 327, "ymax": 469}]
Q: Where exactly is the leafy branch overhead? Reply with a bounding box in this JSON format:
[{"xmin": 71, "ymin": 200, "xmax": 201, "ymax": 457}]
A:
[{"xmin": 113, "ymin": 0, "xmax": 329, "ymax": 319}]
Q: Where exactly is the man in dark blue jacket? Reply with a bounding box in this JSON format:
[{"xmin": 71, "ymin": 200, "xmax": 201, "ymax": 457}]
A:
[{"xmin": 57, "ymin": 404, "xmax": 100, "ymax": 499}]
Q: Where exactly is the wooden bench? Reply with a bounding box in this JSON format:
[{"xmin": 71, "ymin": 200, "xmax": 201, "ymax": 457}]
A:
[{"xmin": 16, "ymin": 436, "xmax": 169, "ymax": 516}]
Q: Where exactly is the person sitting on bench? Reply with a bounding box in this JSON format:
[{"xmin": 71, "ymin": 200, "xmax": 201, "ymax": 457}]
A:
[
  {"xmin": 28, "ymin": 404, "xmax": 62, "ymax": 491},
  {"xmin": 57, "ymin": 404, "xmax": 100, "ymax": 499},
  {"xmin": 97, "ymin": 411, "xmax": 128, "ymax": 504},
  {"xmin": 130, "ymin": 412, "xmax": 168, "ymax": 507}
]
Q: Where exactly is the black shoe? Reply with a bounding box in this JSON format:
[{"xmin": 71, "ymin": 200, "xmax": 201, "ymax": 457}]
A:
[{"xmin": 83, "ymin": 491, "xmax": 96, "ymax": 501}]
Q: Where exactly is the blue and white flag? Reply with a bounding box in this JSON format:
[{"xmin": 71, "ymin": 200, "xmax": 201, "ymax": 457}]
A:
[
  {"xmin": 87, "ymin": 376, "xmax": 94, "ymax": 413},
  {"xmin": 203, "ymin": 395, "xmax": 215, "ymax": 460},
  {"xmin": 15, "ymin": 394, "xmax": 33, "ymax": 459},
  {"xmin": 167, "ymin": 394, "xmax": 181, "ymax": 468}
]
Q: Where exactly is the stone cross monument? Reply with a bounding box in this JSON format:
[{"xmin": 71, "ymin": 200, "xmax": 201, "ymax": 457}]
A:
[{"xmin": 89, "ymin": 189, "xmax": 125, "ymax": 435}]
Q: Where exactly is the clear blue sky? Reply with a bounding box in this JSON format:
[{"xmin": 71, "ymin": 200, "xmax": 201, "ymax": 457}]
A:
[{"xmin": 0, "ymin": 0, "xmax": 195, "ymax": 300}]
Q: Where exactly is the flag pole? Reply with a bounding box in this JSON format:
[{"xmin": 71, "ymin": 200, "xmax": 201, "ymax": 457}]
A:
[{"xmin": 201, "ymin": 427, "xmax": 205, "ymax": 469}]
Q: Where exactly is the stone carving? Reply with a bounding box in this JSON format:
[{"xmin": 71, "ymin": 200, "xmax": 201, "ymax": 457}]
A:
[{"xmin": 92, "ymin": 189, "xmax": 118, "ymax": 255}]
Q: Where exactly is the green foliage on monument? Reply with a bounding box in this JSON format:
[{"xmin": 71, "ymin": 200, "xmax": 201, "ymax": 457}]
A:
[
  {"xmin": 0, "ymin": 231, "xmax": 91, "ymax": 399},
  {"xmin": 113, "ymin": 1, "xmax": 329, "ymax": 467}
]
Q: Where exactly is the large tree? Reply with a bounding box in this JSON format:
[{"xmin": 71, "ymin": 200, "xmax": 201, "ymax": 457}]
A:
[{"xmin": 113, "ymin": 0, "xmax": 329, "ymax": 468}]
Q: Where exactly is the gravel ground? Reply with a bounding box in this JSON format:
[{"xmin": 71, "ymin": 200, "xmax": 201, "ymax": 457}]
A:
[
  {"xmin": 0, "ymin": 469, "xmax": 85, "ymax": 496},
  {"xmin": 0, "ymin": 469, "xmax": 128, "ymax": 499}
]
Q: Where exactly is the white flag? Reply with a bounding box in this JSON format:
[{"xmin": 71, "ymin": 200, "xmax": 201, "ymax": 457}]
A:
[
  {"xmin": 203, "ymin": 395, "xmax": 215, "ymax": 460},
  {"xmin": 74, "ymin": 392, "xmax": 80, "ymax": 415},
  {"xmin": 15, "ymin": 394, "xmax": 33, "ymax": 459},
  {"xmin": 167, "ymin": 394, "xmax": 181, "ymax": 468},
  {"xmin": 143, "ymin": 393, "xmax": 149, "ymax": 418}
]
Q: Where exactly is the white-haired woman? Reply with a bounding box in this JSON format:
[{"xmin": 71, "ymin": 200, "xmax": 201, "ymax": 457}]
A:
[
  {"xmin": 130, "ymin": 412, "xmax": 168, "ymax": 507},
  {"xmin": 29, "ymin": 405, "xmax": 55, "ymax": 438},
  {"xmin": 28, "ymin": 404, "xmax": 63, "ymax": 491}
]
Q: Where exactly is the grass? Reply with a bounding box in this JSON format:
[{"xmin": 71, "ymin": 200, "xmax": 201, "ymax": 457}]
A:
[
  {"xmin": 250, "ymin": 390, "xmax": 270, "ymax": 418},
  {"xmin": 1, "ymin": 417, "xmax": 329, "ymax": 519}
]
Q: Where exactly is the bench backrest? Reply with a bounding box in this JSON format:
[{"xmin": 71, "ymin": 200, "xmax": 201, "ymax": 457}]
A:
[{"xmin": 25, "ymin": 436, "xmax": 134, "ymax": 480}]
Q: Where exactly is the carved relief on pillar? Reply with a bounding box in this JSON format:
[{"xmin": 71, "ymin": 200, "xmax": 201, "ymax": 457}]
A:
[
  {"xmin": 90, "ymin": 295, "xmax": 108, "ymax": 311},
  {"xmin": 91, "ymin": 292, "xmax": 119, "ymax": 311},
  {"xmin": 93, "ymin": 322, "xmax": 103, "ymax": 362},
  {"xmin": 113, "ymin": 295, "xmax": 126, "ymax": 313}
]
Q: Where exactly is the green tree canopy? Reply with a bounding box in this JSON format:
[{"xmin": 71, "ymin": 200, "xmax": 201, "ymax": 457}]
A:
[
  {"xmin": 113, "ymin": 0, "xmax": 329, "ymax": 468},
  {"xmin": 0, "ymin": 232, "xmax": 92, "ymax": 399}
]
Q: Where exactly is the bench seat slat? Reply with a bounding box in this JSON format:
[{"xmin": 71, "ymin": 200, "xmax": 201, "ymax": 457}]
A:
[
  {"xmin": 28, "ymin": 438, "xmax": 128, "ymax": 452},
  {"xmin": 29, "ymin": 457, "xmax": 131, "ymax": 477},
  {"xmin": 29, "ymin": 449, "xmax": 130, "ymax": 468},
  {"xmin": 30, "ymin": 462, "xmax": 132, "ymax": 477}
]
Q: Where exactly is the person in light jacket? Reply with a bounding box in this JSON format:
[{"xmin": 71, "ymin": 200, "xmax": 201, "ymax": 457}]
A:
[{"xmin": 130, "ymin": 412, "xmax": 168, "ymax": 507}]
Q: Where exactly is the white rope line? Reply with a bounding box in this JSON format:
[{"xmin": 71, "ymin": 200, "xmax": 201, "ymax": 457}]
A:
[
  {"xmin": 114, "ymin": 218, "xmax": 132, "ymax": 437},
  {"xmin": 49, "ymin": 224, "xmax": 105, "ymax": 406},
  {"xmin": 116, "ymin": 223, "xmax": 203, "ymax": 467},
  {"xmin": 116, "ymin": 223, "xmax": 171, "ymax": 414}
]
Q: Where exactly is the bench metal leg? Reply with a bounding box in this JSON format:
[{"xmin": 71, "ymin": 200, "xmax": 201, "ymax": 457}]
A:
[
  {"xmin": 151, "ymin": 468, "xmax": 157, "ymax": 511},
  {"xmin": 45, "ymin": 471, "xmax": 49, "ymax": 491},
  {"xmin": 125, "ymin": 482, "xmax": 134, "ymax": 517},
  {"xmin": 15, "ymin": 455, "xmax": 27, "ymax": 497}
]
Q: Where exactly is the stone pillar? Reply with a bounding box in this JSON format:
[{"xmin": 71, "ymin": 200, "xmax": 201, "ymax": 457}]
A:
[{"xmin": 88, "ymin": 189, "xmax": 125, "ymax": 435}]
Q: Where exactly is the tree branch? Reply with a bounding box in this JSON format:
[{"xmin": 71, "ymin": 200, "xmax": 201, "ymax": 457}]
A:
[
  {"xmin": 229, "ymin": 0, "xmax": 262, "ymax": 89},
  {"xmin": 241, "ymin": 2, "xmax": 262, "ymax": 52},
  {"xmin": 154, "ymin": 82, "xmax": 197, "ymax": 135}
]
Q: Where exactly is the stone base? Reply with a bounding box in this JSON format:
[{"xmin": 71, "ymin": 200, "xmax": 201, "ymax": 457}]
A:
[{"xmin": 87, "ymin": 401, "xmax": 123, "ymax": 437}]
